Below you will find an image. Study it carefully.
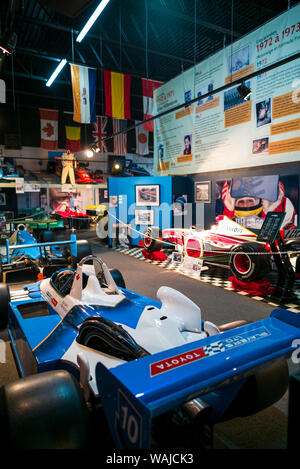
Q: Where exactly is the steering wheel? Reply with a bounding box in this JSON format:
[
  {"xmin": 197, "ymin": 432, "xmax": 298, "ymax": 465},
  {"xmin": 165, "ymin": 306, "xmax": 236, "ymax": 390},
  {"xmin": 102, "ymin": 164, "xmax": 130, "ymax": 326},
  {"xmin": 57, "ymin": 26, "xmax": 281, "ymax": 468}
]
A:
[{"xmin": 55, "ymin": 269, "xmax": 75, "ymax": 294}]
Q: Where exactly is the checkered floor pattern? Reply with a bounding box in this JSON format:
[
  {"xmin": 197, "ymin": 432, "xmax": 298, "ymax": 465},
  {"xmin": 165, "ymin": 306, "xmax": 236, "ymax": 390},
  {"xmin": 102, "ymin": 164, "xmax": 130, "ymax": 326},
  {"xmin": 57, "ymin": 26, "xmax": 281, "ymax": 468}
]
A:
[{"xmin": 113, "ymin": 245, "xmax": 300, "ymax": 313}]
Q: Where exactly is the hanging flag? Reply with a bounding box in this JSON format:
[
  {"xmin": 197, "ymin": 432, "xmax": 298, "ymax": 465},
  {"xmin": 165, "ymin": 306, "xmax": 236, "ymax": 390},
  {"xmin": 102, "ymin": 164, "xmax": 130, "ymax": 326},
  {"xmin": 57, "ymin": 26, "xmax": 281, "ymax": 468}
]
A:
[
  {"xmin": 104, "ymin": 70, "xmax": 131, "ymax": 119},
  {"xmin": 113, "ymin": 118, "xmax": 127, "ymax": 155},
  {"xmin": 142, "ymin": 78, "xmax": 164, "ymax": 132},
  {"xmin": 92, "ymin": 116, "xmax": 108, "ymax": 152},
  {"xmin": 65, "ymin": 125, "xmax": 81, "ymax": 152},
  {"xmin": 70, "ymin": 63, "xmax": 97, "ymax": 124},
  {"xmin": 39, "ymin": 108, "xmax": 59, "ymax": 150},
  {"xmin": 135, "ymin": 121, "xmax": 149, "ymax": 155}
]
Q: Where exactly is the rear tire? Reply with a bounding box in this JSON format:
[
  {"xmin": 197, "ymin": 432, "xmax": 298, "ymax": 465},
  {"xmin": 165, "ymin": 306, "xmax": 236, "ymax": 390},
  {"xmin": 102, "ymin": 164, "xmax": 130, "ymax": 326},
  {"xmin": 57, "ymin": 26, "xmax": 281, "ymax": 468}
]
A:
[
  {"xmin": 70, "ymin": 240, "xmax": 93, "ymax": 268},
  {"xmin": 39, "ymin": 230, "xmax": 53, "ymax": 243},
  {"xmin": 0, "ymin": 283, "xmax": 10, "ymax": 329},
  {"xmin": 296, "ymin": 256, "xmax": 300, "ymax": 275},
  {"xmin": 109, "ymin": 268, "xmax": 126, "ymax": 288},
  {"xmin": 221, "ymin": 359, "xmax": 289, "ymax": 420},
  {"xmin": 143, "ymin": 227, "xmax": 163, "ymax": 252},
  {"xmin": 0, "ymin": 370, "xmax": 89, "ymax": 449},
  {"xmin": 229, "ymin": 242, "xmax": 270, "ymax": 281}
]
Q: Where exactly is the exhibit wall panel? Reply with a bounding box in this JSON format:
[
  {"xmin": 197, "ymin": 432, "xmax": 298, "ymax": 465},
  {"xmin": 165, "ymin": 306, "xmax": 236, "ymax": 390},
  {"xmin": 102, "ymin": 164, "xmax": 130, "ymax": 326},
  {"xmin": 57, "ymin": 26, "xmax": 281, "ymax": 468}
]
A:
[
  {"xmin": 108, "ymin": 176, "xmax": 173, "ymax": 246},
  {"xmin": 188, "ymin": 162, "xmax": 299, "ymax": 230},
  {"xmin": 153, "ymin": 4, "xmax": 300, "ymax": 176}
]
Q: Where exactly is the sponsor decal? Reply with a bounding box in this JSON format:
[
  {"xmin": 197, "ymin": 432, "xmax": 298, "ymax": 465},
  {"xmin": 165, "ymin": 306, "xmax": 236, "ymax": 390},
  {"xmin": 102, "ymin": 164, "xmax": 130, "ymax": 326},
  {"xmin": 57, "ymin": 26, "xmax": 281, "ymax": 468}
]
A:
[
  {"xmin": 151, "ymin": 348, "xmax": 206, "ymax": 376},
  {"xmin": 51, "ymin": 298, "xmax": 58, "ymax": 307},
  {"xmin": 150, "ymin": 327, "xmax": 270, "ymax": 377}
]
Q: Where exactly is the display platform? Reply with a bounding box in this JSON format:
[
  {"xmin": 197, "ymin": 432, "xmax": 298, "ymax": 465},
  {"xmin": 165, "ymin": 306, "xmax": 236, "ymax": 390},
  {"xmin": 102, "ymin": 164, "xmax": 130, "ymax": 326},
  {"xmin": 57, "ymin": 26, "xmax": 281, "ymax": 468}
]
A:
[{"xmin": 113, "ymin": 245, "xmax": 300, "ymax": 313}]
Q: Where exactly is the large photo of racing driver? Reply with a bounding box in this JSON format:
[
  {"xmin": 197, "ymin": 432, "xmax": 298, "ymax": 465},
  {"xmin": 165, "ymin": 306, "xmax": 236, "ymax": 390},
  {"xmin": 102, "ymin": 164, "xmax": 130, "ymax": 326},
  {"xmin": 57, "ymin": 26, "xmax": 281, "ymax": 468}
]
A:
[{"xmin": 216, "ymin": 174, "xmax": 298, "ymax": 230}]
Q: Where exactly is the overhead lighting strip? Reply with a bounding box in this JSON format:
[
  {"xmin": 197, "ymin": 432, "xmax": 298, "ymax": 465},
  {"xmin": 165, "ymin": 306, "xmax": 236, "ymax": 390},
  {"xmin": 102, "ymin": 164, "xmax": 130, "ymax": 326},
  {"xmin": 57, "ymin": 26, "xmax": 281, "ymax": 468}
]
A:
[
  {"xmin": 76, "ymin": 0, "xmax": 111, "ymax": 43},
  {"xmin": 46, "ymin": 58, "xmax": 67, "ymax": 87}
]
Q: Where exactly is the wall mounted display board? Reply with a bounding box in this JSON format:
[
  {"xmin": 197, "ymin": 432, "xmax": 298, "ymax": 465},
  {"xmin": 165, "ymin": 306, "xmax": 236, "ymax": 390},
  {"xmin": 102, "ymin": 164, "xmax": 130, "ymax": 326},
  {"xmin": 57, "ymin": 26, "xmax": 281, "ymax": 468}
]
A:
[{"xmin": 153, "ymin": 4, "xmax": 300, "ymax": 176}]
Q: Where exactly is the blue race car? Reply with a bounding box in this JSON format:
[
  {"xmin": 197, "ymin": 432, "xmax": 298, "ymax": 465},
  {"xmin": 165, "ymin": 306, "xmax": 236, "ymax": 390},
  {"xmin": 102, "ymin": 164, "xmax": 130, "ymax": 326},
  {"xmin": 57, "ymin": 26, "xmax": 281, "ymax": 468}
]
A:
[
  {"xmin": 0, "ymin": 225, "xmax": 91, "ymax": 282},
  {"xmin": 1, "ymin": 254, "xmax": 299, "ymax": 449},
  {"xmin": 0, "ymin": 157, "xmax": 24, "ymax": 180}
]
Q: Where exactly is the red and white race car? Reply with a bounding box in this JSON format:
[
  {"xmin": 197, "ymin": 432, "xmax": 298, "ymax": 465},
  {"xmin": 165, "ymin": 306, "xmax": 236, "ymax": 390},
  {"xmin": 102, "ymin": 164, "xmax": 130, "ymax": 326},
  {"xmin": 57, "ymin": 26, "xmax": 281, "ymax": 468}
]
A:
[{"xmin": 143, "ymin": 215, "xmax": 300, "ymax": 281}]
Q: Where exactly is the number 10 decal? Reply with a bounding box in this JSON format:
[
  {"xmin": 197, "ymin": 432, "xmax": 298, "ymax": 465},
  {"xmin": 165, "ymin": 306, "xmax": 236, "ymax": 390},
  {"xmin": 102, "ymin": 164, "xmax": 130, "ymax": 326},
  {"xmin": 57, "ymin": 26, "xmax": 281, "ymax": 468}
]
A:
[{"xmin": 116, "ymin": 389, "xmax": 143, "ymax": 448}]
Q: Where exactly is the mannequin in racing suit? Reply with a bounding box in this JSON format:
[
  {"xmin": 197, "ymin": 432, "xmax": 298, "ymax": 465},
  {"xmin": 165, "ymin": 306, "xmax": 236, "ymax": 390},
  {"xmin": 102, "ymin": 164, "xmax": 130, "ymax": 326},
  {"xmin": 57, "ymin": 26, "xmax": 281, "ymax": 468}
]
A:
[
  {"xmin": 222, "ymin": 180, "xmax": 296, "ymax": 230},
  {"xmin": 61, "ymin": 151, "xmax": 77, "ymax": 186}
]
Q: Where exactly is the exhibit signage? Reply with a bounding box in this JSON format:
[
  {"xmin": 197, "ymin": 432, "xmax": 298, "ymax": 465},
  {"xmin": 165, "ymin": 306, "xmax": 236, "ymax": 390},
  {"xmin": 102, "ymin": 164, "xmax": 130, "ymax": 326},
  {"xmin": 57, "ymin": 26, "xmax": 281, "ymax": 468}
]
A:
[{"xmin": 153, "ymin": 4, "xmax": 300, "ymax": 175}]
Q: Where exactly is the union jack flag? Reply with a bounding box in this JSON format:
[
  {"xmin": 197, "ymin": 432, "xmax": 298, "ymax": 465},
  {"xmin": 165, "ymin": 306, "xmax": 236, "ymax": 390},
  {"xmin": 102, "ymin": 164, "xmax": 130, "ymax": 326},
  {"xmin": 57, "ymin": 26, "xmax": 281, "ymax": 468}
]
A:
[
  {"xmin": 113, "ymin": 118, "xmax": 127, "ymax": 155},
  {"xmin": 92, "ymin": 116, "xmax": 108, "ymax": 152}
]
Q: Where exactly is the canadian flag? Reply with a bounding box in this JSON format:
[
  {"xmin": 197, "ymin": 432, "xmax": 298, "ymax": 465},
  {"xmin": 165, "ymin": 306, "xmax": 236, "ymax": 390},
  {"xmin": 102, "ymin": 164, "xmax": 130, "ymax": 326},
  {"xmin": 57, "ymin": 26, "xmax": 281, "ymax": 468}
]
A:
[{"xmin": 39, "ymin": 108, "xmax": 59, "ymax": 150}]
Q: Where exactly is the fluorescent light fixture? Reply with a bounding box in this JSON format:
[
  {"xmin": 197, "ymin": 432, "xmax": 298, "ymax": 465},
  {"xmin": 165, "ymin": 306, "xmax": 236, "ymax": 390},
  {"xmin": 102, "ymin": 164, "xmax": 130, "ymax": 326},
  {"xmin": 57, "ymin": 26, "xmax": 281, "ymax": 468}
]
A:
[
  {"xmin": 76, "ymin": 0, "xmax": 111, "ymax": 43},
  {"xmin": 46, "ymin": 59, "xmax": 67, "ymax": 87}
]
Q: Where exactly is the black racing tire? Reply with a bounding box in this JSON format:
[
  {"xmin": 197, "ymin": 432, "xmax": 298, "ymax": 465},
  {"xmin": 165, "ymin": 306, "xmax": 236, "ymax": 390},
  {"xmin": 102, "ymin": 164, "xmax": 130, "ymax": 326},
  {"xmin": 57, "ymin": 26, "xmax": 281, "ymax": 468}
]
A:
[
  {"xmin": 142, "ymin": 227, "xmax": 163, "ymax": 252},
  {"xmin": 0, "ymin": 370, "xmax": 89, "ymax": 449},
  {"xmin": 220, "ymin": 359, "xmax": 289, "ymax": 421},
  {"xmin": 70, "ymin": 240, "xmax": 93, "ymax": 268},
  {"xmin": 39, "ymin": 230, "xmax": 53, "ymax": 243},
  {"xmin": 53, "ymin": 231, "xmax": 69, "ymax": 241},
  {"xmin": 229, "ymin": 242, "xmax": 270, "ymax": 281},
  {"xmin": 0, "ymin": 283, "xmax": 10, "ymax": 329},
  {"xmin": 109, "ymin": 268, "xmax": 126, "ymax": 289},
  {"xmin": 296, "ymin": 256, "xmax": 300, "ymax": 275}
]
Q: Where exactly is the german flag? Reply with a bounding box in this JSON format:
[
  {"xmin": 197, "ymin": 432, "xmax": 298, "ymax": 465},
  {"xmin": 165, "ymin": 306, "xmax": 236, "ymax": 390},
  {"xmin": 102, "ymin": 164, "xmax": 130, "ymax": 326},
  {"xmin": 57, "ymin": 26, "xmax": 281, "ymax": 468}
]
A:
[{"xmin": 104, "ymin": 70, "xmax": 131, "ymax": 119}]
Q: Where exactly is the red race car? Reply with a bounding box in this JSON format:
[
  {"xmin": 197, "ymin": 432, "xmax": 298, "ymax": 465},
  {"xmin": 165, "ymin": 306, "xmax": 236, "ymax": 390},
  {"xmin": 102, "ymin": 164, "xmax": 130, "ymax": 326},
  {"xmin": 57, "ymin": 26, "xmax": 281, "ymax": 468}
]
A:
[
  {"xmin": 53, "ymin": 202, "xmax": 91, "ymax": 230},
  {"xmin": 75, "ymin": 165, "xmax": 104, "ymax": 184}
]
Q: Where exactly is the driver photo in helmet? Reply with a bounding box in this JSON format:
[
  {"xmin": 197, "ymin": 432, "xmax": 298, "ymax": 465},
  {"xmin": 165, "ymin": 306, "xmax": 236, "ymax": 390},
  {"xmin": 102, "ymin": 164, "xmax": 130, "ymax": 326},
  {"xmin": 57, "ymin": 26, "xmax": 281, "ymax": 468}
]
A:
[{"xmin": 221, "ymin": 177, "xmax": 297, "ymax": 230}]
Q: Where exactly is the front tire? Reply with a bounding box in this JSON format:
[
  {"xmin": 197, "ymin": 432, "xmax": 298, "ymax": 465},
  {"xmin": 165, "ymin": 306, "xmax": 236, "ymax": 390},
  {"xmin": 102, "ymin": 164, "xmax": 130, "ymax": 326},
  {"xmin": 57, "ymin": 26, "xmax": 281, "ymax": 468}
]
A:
[
  {"xmin": 143, "ymin": 227, "xmax": 163, "ymax": 252},
  {"xmin": 69, "ymin": 240, "xmax": 93, "ymax": 268},
  {"xmin": 0, "ymin": 283, "xmax": 10, "ymax": 329},
  {"xmin": 229, "ymin": 242, "xmax": 270, "ymax": 281},
  {"xmin": 0, "ymin": 370, "xmax": 89, "ymax": 449},
  {"xmin": 109, "ymin": 268, "xmax": 126, "ymax": 288}
]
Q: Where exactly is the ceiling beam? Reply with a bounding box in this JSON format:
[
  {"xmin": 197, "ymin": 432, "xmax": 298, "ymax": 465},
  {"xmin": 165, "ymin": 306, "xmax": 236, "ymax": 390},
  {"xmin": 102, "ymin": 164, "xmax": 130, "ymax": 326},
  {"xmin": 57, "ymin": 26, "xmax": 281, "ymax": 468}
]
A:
[
  {"xmin": 148, "ymin": 4, "xmax": 241, "ymax": 38},
  {"xmin": 19, "ymin": 15, "xmax": 195, "ymax": 65},
  {"xmin": 12, "ymin": 45, "xmax": 167, "ymax": 81}
]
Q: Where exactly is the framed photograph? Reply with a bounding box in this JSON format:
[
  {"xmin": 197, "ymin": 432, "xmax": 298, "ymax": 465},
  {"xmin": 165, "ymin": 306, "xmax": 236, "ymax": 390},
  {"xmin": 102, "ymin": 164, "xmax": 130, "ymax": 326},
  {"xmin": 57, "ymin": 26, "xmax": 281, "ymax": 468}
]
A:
[
  {"xmin": 109, "ymin": 195, "xmax": 118, "ymax": 207},
  {"xmin": 135, "ymin": 184, "xmax": 160, "ymax": 207},
  {"xmin": 195, "ymin": 181, "xmax": 211, "ymax": 203},
  {"xmin": 134, "ymin": 209, "xmax": 154, "ymax": 226}
]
